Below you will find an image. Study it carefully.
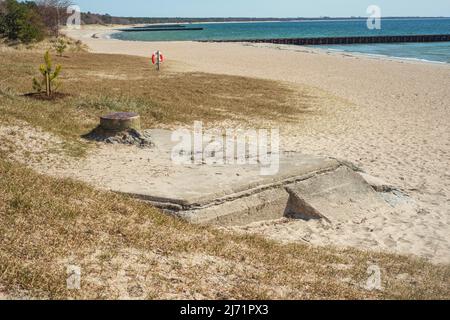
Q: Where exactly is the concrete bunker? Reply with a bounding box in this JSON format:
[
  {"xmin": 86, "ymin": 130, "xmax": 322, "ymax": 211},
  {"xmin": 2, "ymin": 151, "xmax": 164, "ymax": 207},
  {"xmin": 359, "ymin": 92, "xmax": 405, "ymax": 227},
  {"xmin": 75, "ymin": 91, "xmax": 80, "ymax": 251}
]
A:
[{"xmin": 89, "ymin": 128, "xmax": 395, "ymax": 227}]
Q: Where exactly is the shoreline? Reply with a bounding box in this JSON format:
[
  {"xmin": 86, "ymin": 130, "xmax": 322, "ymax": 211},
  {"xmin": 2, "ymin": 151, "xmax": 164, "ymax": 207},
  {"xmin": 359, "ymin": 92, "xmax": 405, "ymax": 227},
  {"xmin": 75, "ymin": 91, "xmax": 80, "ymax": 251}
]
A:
[
  {"xmin": 244, "ymin": 42, "xmax": 450, "ymax": 66},
  {"xmin": 96, "ymin": 26, "xmax": 450, "ymax": 66}
]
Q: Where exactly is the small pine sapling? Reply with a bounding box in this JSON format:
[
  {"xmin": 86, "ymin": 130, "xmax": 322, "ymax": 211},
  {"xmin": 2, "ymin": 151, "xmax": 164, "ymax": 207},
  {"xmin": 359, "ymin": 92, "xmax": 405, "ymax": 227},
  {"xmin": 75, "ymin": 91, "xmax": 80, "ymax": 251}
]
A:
[
  {"xmin": 54, "ymin": 38, "xmax": 68, "ymax": 57},
  {"xmin": 32, "ymin": 51, "xmax": 62, "ymax": 97}
]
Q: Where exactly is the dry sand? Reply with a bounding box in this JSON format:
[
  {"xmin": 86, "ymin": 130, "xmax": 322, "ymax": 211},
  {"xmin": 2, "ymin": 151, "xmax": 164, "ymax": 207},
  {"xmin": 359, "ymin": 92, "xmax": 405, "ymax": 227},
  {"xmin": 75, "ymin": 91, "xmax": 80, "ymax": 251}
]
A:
[{"xmin": 45, "ymin": 27, "xmax": 449, "ymax": 264}]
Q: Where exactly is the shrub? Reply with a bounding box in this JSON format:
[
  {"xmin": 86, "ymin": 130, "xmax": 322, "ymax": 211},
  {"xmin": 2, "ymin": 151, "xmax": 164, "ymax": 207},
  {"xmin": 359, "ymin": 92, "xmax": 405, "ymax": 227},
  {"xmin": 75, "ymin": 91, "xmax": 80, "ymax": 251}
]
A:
[
  {"xmin": 35, "ymin": 0, "xmax": 73, "ymax": 37},
  {"xmin": 0, "ymin": 0, "xmax": 46, "ymax": 43},
  {"xmin": 32, "ymin": 51, "xmax": 62, "ymax": 97},
  {"xmin": 54, "ymin": 37, "xmax": 67, "ymax": 56}
]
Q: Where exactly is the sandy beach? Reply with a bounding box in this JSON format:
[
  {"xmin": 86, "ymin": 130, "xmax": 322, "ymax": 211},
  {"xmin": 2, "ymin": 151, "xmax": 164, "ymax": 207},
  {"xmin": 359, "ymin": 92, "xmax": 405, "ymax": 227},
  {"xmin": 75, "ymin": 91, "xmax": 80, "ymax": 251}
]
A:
[{"xmin": 56, "ymin": 26, "xmax": 450, "ymax": 264}]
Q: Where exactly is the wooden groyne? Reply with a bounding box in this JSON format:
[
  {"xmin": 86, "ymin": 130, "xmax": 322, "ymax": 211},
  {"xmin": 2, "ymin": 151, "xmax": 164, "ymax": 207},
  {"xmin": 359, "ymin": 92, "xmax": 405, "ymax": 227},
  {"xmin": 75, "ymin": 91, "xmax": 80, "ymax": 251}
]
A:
[
  {"xmin": 119, "ymin": 27, "xmax": 203, "ymax": 32},
  {"xmin": 201, "ymin": 34, "xmax": 450, "ymax": 45},
  {"xmin": 131, "ymin": 24, "xmax": 186, "ymax": 29}
]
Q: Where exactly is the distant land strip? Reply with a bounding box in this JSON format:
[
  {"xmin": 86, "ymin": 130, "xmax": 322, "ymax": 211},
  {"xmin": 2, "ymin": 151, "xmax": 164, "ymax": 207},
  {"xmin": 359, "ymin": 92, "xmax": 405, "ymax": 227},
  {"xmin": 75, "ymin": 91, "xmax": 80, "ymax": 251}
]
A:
[{"xmin": 80, "ymin": 13, "xmax": 450, "ymax": 25}]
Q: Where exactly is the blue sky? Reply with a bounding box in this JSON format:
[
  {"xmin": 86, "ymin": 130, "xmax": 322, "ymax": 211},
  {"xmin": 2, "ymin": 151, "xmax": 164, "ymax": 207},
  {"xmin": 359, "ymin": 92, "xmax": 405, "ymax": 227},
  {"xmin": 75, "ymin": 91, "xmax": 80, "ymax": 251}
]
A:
[{"xmin": 73, "ymin": 0, "xmax": 450, "ymax": 17}]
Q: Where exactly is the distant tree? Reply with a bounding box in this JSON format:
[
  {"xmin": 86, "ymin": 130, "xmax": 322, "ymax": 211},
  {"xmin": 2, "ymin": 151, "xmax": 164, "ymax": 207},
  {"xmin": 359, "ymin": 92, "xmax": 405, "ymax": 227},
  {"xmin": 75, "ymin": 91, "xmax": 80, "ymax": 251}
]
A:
[
  {"xmin": 35, "ymin": 0, "xmax": 72, "ymax": 36},
  {"xmin": 102, "ymin": 13, "xmax": 112, "ymax": 24},
  {"xmin": 0, "ymin": 2, "xmax": 6, "ymax": 35},
  {"xmin": 0, "ymin": 1, "xmax": 6, "ymax": 14},
  {"xmin": 0, "ymin": 0, "xmax": 46, "ymax": 43}
]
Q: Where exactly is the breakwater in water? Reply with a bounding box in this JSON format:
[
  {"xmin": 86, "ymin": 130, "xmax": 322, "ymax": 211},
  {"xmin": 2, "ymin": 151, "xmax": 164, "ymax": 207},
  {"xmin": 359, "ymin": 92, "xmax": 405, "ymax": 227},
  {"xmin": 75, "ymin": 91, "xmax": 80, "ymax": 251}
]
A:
[
  {"xmin": 200, "ymin": 34, "xmax": 450, "ymax": 45},
  {"xmin": 119, "ymin": 25, "xmax": 204, "ymax": 32}
]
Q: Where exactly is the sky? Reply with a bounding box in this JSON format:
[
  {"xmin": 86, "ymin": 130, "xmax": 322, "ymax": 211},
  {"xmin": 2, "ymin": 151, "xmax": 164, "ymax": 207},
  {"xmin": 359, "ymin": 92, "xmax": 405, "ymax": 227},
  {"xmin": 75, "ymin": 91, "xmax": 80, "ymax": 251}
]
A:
[{"xmin": 72, "ymin": 0, "xmax": 450, "ymax": 18}]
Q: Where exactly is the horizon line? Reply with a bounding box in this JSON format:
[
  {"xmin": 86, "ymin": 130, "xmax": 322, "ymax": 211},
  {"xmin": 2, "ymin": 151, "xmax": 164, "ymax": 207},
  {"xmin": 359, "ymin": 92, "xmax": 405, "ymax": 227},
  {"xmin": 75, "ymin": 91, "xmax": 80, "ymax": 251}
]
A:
[{"xmin": 82, "ymin": 13, "xmax": 450, "ymax": 19}]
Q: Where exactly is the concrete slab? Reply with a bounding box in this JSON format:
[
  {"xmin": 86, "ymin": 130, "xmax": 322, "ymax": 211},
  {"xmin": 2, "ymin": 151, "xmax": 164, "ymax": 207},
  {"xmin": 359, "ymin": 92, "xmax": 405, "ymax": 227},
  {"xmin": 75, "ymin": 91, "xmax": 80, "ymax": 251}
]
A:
[
  {"xmin": 109, "ymin": 130, "xmax": 338, "ymax": 224},
  {"xmin": 103, "ymin": 129, "xmax": 385, "ymax": 226},
  {"xmin": 132, "ymin": 153, "xmax": 340, "ymax": 209},
  {"xmin": 358, "ymin": 172, "xmax": 394, "ymax": 192},
  {"xmin": 120, "ymin": 130, "xmax": 339, "ymax": 207},
  {"xmin": 285, "ymin": 166, "xmax": 389, "ymax": 224}
]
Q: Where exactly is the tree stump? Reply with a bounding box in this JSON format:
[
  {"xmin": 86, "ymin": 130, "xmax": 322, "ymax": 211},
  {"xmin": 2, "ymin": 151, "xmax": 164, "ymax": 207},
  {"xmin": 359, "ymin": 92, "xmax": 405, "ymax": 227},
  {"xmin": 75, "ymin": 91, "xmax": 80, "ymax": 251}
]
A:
[{"xmin": 100, "ymin": 112, "xmax": 141, "ymax": 132}]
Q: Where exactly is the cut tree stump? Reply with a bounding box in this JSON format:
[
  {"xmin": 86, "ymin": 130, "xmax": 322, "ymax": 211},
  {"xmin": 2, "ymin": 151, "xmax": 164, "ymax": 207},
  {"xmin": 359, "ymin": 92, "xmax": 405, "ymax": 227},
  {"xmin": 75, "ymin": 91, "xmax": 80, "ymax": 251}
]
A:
[{"xmin": 100, "ymin": 112, "xmax": 141, "ymax": 132}]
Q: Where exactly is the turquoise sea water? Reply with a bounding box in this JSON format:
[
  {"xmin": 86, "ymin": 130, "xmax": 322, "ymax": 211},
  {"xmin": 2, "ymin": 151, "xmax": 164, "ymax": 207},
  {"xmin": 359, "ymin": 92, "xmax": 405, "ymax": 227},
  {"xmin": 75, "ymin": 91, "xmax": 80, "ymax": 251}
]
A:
[{"xmin": 112, "ymin": 18, "xmax": 450, "ymax": 63}]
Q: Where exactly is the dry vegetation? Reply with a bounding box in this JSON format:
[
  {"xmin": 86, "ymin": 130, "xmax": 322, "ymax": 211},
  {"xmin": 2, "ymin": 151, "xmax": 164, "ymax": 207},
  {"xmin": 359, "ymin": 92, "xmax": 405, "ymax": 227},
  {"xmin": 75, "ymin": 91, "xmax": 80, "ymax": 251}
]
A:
[
  {"xmin": 0, "ymin": 46, "xmax": 315, "ymax": 156},
  {"xmin": 0, "ymin": 157, "xmax": 449, "ymax": 299},
  {"xmin": 0, "ymin": 46, "xmax": 449, "ymax": 300}
]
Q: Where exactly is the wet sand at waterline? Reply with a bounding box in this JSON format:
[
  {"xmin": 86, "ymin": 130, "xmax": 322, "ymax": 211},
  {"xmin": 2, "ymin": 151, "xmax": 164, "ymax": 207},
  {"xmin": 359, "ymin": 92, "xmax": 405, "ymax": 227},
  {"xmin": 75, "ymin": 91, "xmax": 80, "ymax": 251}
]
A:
[{"xmin": 64, "ymin": 26, "xmax": 450, "ymax": 264}]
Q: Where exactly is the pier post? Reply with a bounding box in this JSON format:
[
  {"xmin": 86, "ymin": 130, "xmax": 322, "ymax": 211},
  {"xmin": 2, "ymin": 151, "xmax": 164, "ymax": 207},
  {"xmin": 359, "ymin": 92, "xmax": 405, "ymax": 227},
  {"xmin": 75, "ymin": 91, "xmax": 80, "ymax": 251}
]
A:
[{"xmin": 157, "ymin": 50, "xmax": 161, "ymax": 71}]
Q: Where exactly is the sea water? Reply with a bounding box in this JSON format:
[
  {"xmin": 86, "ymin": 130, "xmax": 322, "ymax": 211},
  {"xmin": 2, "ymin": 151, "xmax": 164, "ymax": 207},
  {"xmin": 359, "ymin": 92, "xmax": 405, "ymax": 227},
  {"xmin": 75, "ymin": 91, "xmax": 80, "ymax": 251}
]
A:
[{"xmin": 112, "ymin": 18, "xmax": 450, "ymax": 63}]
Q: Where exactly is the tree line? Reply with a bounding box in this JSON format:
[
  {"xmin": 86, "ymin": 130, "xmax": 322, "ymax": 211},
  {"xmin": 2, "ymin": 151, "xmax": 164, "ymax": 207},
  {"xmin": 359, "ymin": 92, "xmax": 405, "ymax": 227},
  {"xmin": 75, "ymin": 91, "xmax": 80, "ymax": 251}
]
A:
[{"xmin": 0, "ymin": 0, "xmax": 72, "ymax": 43}]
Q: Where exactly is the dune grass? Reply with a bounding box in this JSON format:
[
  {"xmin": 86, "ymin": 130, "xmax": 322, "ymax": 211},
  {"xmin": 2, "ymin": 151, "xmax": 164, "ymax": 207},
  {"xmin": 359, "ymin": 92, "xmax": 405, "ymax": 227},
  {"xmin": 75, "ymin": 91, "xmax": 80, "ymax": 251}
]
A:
[{"xmin": 0, "ymin": 156, "xmax": 449, "ymax": 299}]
